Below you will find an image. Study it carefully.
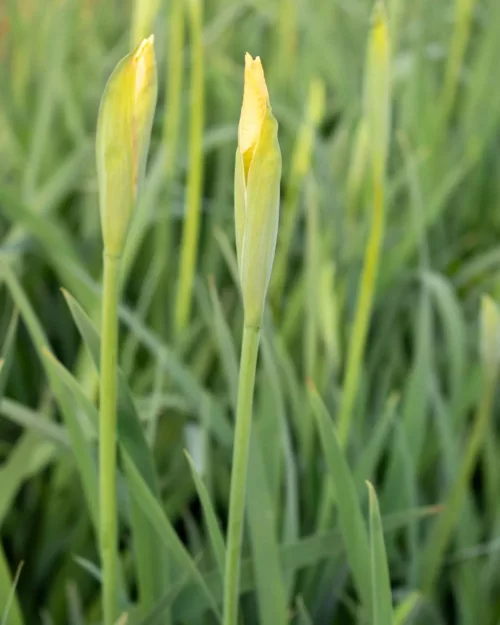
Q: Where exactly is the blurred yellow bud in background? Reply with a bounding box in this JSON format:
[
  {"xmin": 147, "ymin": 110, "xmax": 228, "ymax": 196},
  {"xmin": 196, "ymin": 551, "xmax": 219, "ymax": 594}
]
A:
[{"xmin": 364, "ymin": 1, "xmax": 390, "ymax": 180}]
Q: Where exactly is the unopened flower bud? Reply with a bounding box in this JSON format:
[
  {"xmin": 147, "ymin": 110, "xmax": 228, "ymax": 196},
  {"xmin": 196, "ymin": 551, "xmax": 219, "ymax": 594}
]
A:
[
  {"xmin": 235, "ymin": 54, "xmax": 281, "ymax": 328},
  {"xmin": 96, "ymin": 36, "xmax": 157, "ymax": 257}
]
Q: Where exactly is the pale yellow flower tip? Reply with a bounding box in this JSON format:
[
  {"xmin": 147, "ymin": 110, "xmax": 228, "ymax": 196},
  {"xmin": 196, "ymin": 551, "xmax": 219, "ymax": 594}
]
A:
[
  {"xmin": 134, "ymin": 35, "xmax": 155, "ymax": 99},
  {"xmin": 238, "ymin": 53, "xmax": 270, "ymax": 179}
]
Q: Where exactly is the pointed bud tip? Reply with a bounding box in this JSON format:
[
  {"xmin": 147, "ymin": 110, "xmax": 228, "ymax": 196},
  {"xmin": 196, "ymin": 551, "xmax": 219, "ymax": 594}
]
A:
[
  {"xmin": 133, "ymin": 34, "xmax": 157, "ymax": 103},
  {"xmin": 245, "ymin": 52, "xmax": 261, "ymax": 66},
  {"xmin": 239, "ymin": 52, "xmax": 270, "ymax": 175},
  {"xmin": 135, "ymin": 34, "xmax": 155, "ymax": 58},
  {"xmin": 134, "ymin": 34, "xmax": 156, "ymax": 71},
  {"xmin": 244, "ymin": 53, "xmax": 266, "ymax": 89}
]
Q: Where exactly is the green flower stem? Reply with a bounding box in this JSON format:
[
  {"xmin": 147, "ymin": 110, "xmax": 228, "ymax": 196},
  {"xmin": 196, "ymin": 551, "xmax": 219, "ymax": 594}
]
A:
[
  {"xmin": 438, "ymin": 0, "xmax": 478, "ymax": 137},
  {"xmin": 223, "ymin": 324, "xmax": 260, "ymax": 625},
  {"xmin": 338, "ymin": 177, "xmax": 385, "ymax": 448},
  {"xmin": 154, "ymin": 0, "xmax": 184, "ymax": 335},
  {"xmin": 100, "ymin": 252, "xmax": 121, "ymax": 625},
  {"xmin": 174, "ymin": 0, "xmax": 204, "ymax": 335},
  {"xmin": 338, "ymin": 2, "xmax": 390, "ymax": 449}
]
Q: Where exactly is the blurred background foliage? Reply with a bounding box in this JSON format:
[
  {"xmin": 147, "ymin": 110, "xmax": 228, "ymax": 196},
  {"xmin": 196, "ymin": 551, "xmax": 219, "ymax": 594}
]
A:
[{"xmin": 1, "ymin": 0, "xmax": 500, "ymax": 623}]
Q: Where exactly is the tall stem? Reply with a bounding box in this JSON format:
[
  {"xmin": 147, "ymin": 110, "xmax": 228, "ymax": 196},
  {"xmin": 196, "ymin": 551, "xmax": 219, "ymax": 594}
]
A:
[
  {"xmin": 154, "ymin": 0, "xmax": 184, "ymax": 335},
  {"xmin": 174, "ymin": 0, "xmax": 204, "ymax": 335},
  {"xmin": 338, "ymin": 177, "xmax": 385, "ymax": 448},
  {"xmin": 100, "ymin": 253, "xmax": 121, "ymax": 625},
  {"xmin": 223, "ymin": 325, "xmax": 260, "ymax": 625}
]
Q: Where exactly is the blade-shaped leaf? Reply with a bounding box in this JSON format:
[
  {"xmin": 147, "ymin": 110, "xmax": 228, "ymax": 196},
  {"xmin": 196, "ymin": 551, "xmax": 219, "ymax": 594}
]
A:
[
  {"xmin": 247, "ymin": 427, "xmax": 288, "ymax": 625},
  {"xmin": 367, "ymin": 482, "xmax": 393, "ymax": 625},
  {"xmin": 0, "ymin": 548, "xmax": 23, "ymax": 625},
  {"xmin": 308, "ymin": 382, "xmax": 371, "ymax": 618},
  {"xmin": 63, "ymin": 287, "xmax": 233, "ymax": 448},
  {"xmin": 185, "ymin": 451, "xmax": 226, "ymax": 576},
  {"xmin": 0, "ymin": 312, "xmax": 18, "ymax": 401},
  {"xmin": 57, "ymin": 290, "xmax": 166, "ymax": 616},
  {"xmin": 0, "ymin": 262, "xmax": 99, "ymax": 529},
  {"xmin": 122, "ymin": 454, "xmax": 222, "ymax": 621},
  {"xmin": 43, "ymin": 343, "xmax": 219, "ymax": 621}
]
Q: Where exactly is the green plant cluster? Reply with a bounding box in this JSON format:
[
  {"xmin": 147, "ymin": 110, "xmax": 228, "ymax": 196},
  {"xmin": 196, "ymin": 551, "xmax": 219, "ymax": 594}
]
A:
[{"xmin": 0, "ymin": 0, "xmax": 499, "ymax": 624}]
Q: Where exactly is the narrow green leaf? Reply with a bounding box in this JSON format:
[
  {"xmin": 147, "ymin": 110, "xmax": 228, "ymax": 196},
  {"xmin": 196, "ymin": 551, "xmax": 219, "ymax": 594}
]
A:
[
  {"xmin": 131, "ymin": 0, "xmax": 161, "ymax": 47},
  {"xmin": 212, "ymin": 226, "xmax": 240, "ymax": 290},
  {"xmin": 0, "ymin": 551, "xmax": 23, "ymax": 625},
  {"xmin": 42, "ymin": 345, "xmax": 220, "ymax": 621},
  {"xmin": 62, "ymin": 287, "xmax": 233, "ymax": 448},
  {"xmin": 355, "ymin": 393, "xmax": 397, "ymax": 488},
  {"xmin": 0, "ymin": 433, "xmax": 58, "ymax": 527},
  {"xmin": 0, "ymin": 186, "xmax": 81, "ymax": 266},
  {"xmin": 383, "ymin": 289, "xmax": 432, "ymax": 513},
  {"xmin": 0, "ymin": 398, "xmax": 69, "ymax": 448},
  {"xmin": 65, "ymin": 582, "xmax": 85, "ymax": 625},
  {"xmin": 208, "ymin": 277, "xmax": 239, "ymax": 410},
  {"xmin": 61, "ymin": 288, "xmax": 158, "ymax": 492},
  {"xmin": 0, "ymin": 262, "xmax": 99, "ymax": 529},
  {"xmin": 421, "ymin": 295, "xmax": 500, "ymax": 590},
  {"xmin": 185, "ymin": 451, "xmax": 226, "ymax": 577},
  {"xmin": 122, "ymin": 454, "xmax": 222, "ymax": 621},
  {"xmin": 52, "ymin": 291, "xmax": 166, "ymax": 616},
  {"xmin": 261, "ymin": 336, "xmax": 299, "ymax": 550},
  {"xmin": 308, "ymin": 382, "xmax": 371, "ymax": 618},
  {"xmin": 169, "ymin": 505, "xmax": 437, "ymax": 622},
  {"xmin": 247, "ymin": 427, "xmax": 288, "ymax": 625},
  {"xmin": 0, "ymin": 312, "xmax": 18, "ymax": 401},
  {"xmin": 295, "ymin": 596, "xmax": 314, "ymax": 625},
  {"xmin": 393, "ymin": 592, "xmax": 421, "ymax": 625},
  {"xmin": 423, "ymin": 271, "xmax": 466, "ymax": 405},
  {"xmin": 367, "ymin": 482, "xmax": 393, "ymax": 625}
]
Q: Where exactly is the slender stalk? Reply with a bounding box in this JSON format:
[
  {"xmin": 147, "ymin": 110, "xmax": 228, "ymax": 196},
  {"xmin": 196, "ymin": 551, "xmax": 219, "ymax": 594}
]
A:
[
  {"xmin": 438, "ymin": 0, "xmax": 478, "ymax": 136},
  {"xmin": 272, "ymin": 0, "xmax": 298, "ymax": 90},
  {"xmin": 223, "ymin": 325, "xmax": 260, "ymax": 625},
  {"xmin": 346, "ymin": 119, "xmax": 369, "ymax": 226},
  {"xmin": 99, "ymin": 252, "xmax": 121, "ymax": 625},
  {"xmin": 304, "ymin": 176, "xmax": 319, "ymax": 384},
  {"xmin": 174, "ymin": 0, "xmax": 204, "ymax": 334},
  {"xmin": 338, "ymin": 177, "xmax": 384, "ymax": 448},
  {"xmin": 271, "ymin": 79, "xmax": 323, "ymax": 307},
  {"xmin": 337, "ymin": 5, "xmax": 390, "ymax": 446},
  {"xmin": 303, "ymin": 176, "xmax": 319, "ymax": 467},
  {"xmin": 130, "ymin": 0, "xmax": 161, "ymax": 48},
  {"xmin": 154, "ymin": 0, "xmax": 184, "ymax": 335}
]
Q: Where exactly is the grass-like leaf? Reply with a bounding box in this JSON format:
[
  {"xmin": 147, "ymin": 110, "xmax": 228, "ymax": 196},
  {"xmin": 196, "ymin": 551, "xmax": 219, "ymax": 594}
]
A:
[
  {"xmin": 367, "ymin": 482, "xmax": 393, "ymax": 625},
  {"xmin": 308, "ymin": 381, "xmax": 371, "ymax": 619},
  {"xmin": 185, "ymin": 451, "xmax": 226, "ymax": 576}
]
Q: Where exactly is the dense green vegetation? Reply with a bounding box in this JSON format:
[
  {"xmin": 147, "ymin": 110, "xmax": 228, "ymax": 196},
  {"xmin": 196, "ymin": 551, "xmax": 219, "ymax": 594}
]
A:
[{"xmin": 1, "ymin": 0, "xmax": 500, "ymax": 623}]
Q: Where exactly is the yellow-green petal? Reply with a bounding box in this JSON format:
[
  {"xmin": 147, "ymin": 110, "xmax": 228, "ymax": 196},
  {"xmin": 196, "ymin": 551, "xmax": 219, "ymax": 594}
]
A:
[
  {"xmin": 96, "ymin": 37, "xmax": 157, "ymax": 257},
  {"xmin": 240, "ymin": 110, "xmax": 281, "ymax": 327},
  {"xmin": 234, "ymin": 147, "xmax": 246, "ymax": 272}
]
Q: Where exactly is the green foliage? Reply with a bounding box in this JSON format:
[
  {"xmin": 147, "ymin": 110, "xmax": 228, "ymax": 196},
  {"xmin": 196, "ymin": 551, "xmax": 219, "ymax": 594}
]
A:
[{"xmin": 0, "ymin": 0, "xmax": 499, "ymax": 624}]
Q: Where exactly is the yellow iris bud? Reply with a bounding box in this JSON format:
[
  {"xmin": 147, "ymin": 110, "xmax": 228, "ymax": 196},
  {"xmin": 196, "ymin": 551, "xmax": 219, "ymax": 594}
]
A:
[
  {"xmin": 235, "ymin": 54, "xmax": 282, "ymax": 328},
  {"xmin": 96, "ymin": 36, "xmax": 157, "ymax": 257}
]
